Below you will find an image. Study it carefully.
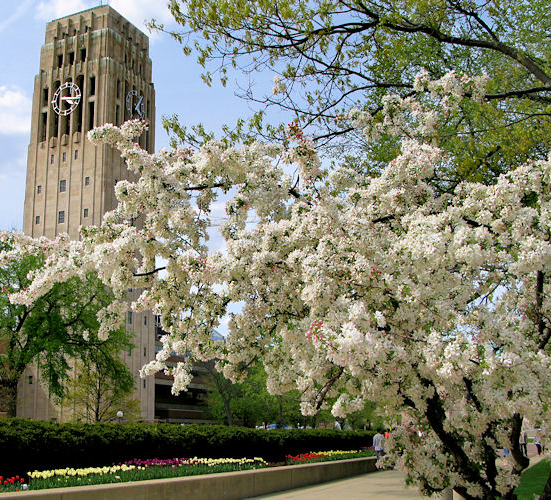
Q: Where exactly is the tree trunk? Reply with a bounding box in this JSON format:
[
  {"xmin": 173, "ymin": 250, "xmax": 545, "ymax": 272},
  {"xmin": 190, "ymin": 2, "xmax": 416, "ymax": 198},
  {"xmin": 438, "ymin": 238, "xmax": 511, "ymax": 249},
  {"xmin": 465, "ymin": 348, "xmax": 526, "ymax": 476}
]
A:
[
  {"xmin": 223, "ymin": 397, "xmax": 233, "ymax": 426},
  {"xmin": 0, "ymin": 378, "xmax": 19, "ymax": 417}
]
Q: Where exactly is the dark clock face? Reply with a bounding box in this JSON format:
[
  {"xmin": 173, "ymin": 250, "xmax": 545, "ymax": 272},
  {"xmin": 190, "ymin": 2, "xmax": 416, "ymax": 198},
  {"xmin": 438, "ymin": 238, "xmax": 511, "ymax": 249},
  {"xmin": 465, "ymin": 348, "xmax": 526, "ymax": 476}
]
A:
[
  {"xmin": 126, "ymin": 90, "xmax": 144, "ymax": 119},
  {"xmin": 52, "ymin": 82, "xmax": 81, "ymax": 116}
]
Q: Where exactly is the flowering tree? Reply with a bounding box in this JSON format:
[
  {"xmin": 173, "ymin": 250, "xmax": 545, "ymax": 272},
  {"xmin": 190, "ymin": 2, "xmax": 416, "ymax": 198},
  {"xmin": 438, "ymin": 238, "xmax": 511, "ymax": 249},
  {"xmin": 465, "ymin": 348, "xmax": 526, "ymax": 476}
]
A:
[{"xmin": 4, "ymin": 73, "xmax": 551, "ymax": 498}]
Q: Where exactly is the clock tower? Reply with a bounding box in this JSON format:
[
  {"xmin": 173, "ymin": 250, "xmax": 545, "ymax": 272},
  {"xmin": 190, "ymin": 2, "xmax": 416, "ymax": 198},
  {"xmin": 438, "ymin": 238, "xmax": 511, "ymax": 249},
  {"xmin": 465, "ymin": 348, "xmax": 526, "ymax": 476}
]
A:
[{"xmin": 20, "ymin": 5, "xmax": 156, "ymax": 421}]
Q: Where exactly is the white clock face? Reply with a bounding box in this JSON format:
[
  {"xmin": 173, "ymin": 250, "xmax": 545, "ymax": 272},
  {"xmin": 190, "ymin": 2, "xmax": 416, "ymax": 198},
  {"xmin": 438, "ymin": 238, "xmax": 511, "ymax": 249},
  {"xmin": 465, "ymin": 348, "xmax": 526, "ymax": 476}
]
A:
[
  {"xmin": 126, "ymin": 89, "xmax": 144, "ymax": 119},
  {"xmin": 52, "ymin": 82, "xmax": 81, "ymax": 116}
]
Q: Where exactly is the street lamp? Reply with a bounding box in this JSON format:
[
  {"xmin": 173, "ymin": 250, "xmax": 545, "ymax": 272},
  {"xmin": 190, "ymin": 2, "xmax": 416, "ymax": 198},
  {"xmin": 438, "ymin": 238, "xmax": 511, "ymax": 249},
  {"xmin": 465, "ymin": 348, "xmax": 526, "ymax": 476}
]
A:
[{"xmin": 116, "ymin": 410, "xmax": 123, "ymax": 424}]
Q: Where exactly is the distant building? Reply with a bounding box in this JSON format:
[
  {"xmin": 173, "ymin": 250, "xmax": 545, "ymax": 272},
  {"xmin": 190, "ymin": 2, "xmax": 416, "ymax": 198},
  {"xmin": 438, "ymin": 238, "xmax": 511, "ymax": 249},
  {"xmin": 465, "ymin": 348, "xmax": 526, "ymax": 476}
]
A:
[{"xmin": 19, "ymin": 5, "xmax": 217, "ymax": 423}]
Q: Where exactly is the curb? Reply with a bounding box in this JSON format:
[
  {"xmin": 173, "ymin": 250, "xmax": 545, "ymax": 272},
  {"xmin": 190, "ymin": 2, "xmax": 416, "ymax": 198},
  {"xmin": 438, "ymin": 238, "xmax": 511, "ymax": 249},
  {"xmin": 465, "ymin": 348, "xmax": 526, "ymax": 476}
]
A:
[{"xmin": 0, "ymin": 457, "xmax": 378, "ymax": 499}]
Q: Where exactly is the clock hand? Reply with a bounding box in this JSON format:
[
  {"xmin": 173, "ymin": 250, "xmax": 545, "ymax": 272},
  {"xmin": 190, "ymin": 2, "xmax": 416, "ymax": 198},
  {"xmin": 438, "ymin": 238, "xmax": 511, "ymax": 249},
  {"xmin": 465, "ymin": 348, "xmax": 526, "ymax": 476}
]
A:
[
  {"xmin": 61, "ymin": 96, "xmax": 79, "ymax": 104},
  {"xmin": 134, "ymin": 96, "xmax": 144, "ymax": 117}
]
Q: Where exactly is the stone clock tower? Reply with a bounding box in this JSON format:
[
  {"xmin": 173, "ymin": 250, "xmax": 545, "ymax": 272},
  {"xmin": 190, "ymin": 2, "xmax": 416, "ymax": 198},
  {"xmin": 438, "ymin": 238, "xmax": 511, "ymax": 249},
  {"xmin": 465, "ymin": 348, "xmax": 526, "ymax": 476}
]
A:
[{"xmin": 19, "ymin": 6, "xmax": 156, "ymax": 421}]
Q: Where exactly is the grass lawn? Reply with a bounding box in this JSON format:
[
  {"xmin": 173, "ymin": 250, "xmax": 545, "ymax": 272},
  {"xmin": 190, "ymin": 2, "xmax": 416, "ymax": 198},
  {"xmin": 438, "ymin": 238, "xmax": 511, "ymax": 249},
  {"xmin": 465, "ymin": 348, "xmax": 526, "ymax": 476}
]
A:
[{"xmin": 514, "ymin": 459, "xmax": 550, "ymax": 500}]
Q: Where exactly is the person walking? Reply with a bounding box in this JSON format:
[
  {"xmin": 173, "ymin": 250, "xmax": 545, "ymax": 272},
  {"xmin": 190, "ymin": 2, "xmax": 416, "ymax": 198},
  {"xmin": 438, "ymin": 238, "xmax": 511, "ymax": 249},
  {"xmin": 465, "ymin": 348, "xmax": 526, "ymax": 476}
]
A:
[
  {"xmin": 373, "ymin": 429, "xmax": 385, "ymax": 465},
  {"xmin": 535, "ymin": 432, "xmax": 542, "ymax": 455},
  {"xmin": 520, "ymin": 431, "xmax": 528, "ymax": 457}
]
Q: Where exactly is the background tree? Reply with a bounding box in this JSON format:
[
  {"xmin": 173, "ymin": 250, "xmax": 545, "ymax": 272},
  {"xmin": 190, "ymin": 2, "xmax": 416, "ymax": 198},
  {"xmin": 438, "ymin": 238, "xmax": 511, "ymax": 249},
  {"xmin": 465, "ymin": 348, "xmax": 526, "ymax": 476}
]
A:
[
  {"xmin": 205, "ymin": 360, "xmax": 308, "ymax": 427},
  {"xmin": 0, "ymin": 231, "xmax": 132, "ymax": 417},
  {"xmin": 59, "ymin": 330, "xmax": 140, "ymax": 423},
  {"xmin": 157, "ymin": 0, "xmax": 551, "ymax": 188}
]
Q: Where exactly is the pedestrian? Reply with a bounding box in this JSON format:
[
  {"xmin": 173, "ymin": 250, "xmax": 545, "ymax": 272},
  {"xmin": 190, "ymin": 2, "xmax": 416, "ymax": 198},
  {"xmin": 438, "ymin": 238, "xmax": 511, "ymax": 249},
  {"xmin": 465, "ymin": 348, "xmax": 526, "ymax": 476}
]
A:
[
  {"xmin": 373, "ymin": 429, "xmax": 385, "ymax": 464},
  {"xmin": 520, "ymin": 431, "xmax": 528, "ymax": 457},
  {"xmin": 535, "ymin": 432, "xmax": 542, "ymax": 455}
]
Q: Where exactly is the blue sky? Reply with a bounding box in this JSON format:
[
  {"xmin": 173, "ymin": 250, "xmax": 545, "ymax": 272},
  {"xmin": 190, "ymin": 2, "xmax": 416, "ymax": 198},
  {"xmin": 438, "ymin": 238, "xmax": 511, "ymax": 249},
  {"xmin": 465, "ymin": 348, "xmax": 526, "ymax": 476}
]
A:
[{"xmin": 0, "ymin": 0, "xmax": 283, "ymax": 232}]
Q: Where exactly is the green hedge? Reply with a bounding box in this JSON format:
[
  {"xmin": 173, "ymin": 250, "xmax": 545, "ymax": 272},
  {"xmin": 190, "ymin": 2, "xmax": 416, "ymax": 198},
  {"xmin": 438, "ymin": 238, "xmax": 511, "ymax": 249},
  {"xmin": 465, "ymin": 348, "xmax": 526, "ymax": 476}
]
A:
[{"xmin": 0, "ymin": 419, "xmax": 375, "ymax": 476}]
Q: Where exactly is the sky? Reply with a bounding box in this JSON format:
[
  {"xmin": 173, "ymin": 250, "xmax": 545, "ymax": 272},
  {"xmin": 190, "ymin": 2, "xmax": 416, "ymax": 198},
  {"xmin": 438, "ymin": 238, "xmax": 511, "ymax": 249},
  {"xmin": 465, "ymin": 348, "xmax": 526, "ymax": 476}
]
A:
[{"xmin": 0, "ymin": 0, "xmax": 280, "ymax": 233}]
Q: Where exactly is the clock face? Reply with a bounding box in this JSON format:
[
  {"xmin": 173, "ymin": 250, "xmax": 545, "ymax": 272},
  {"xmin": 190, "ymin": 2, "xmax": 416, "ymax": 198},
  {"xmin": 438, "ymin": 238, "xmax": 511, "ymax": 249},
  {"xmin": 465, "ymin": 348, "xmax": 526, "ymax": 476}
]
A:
[
  {"xmin": 126, "ymin": 89, "xmax": 144, "ymax": 119},
  {"xmin": 51, "ymin": 82, "xmax": 81, "ymax": 116}
]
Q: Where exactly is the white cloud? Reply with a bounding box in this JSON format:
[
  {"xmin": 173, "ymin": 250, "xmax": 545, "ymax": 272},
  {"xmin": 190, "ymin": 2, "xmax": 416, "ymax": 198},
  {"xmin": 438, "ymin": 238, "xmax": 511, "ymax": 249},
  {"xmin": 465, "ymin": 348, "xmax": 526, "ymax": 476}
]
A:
[
  {"xmin": 35, "ymin": 0, "xmax": 175, "ymax": 36},
  {"xmin": 36, "ymin": 0, "xmax": 91, "ymax": 21},
  {"xmin": 0, "ymin": 86, "xmax": 31, "ymax": 135},
  {"xmin": 0, "ymin": 0, "xmax": 34, "ymax": 34}
]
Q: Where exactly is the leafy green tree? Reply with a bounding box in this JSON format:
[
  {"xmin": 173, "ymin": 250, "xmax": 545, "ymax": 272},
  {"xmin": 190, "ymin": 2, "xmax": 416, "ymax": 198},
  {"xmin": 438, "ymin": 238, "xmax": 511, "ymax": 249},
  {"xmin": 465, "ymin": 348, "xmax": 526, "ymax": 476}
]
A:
[
  {"xmin": 0, "ymin": 231, "xmax": 131, "ymax": 417},
  {"xmin": 157, "ymin": 0, "xmax": 551, "ymax": 187},
  {"xmin": 59, "ymin": 334, "xmax": 140, "ymax": 423},
  {"xmin": 205, "ymin": 361, "xmax": 308, "ymax": 427}
]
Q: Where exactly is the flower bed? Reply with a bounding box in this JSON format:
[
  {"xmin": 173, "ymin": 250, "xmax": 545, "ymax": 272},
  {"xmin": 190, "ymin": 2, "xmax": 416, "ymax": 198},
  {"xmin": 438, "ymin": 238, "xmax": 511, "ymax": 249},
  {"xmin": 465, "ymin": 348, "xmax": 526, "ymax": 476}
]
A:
[
  {"xmin": 0, "ymin": 456, "xmax": 267, "ymax": 493},
  {"xmin": 285, "ymin": 449, "xmax": 375, "ymax": 465},
  {"xmin": 0, "ymin": 450, "xmax": 376, "ymax": 493}
]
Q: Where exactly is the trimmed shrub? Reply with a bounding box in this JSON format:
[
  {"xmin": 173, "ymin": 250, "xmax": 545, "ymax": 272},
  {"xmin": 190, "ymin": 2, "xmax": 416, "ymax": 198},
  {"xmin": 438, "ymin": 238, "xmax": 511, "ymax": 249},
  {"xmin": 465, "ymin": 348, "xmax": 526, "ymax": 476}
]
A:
[{"xmin": 0, "ymin": 419, "xmax": 375, "ymax": 476}]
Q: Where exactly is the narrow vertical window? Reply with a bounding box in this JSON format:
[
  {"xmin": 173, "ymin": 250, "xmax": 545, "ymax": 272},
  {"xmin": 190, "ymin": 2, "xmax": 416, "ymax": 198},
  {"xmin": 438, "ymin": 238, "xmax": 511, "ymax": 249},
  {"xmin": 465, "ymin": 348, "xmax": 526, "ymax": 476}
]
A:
[
  {"xmin": 50, "ymin": 154, "xmax": 54, "ymax": 164},
  {"xmin": 42, "ymin": 88, "xmax": 48, "ymax": 106},
  {"xmin": 143, "ymin": 316, "xmax": 147, "ymax": 326},
  {"xmin": 69, "ymin": 51, "xmax": 75, "ymax": 64},
  {"xmin": 40, "ymin": 112, "xmax": 47, "ymax": 142},
  {"xmin": 127, "ymin": 311, "xmax": 132, "ymax": 324},
  {"xmin": 58, "ymin": 211, "xmax": 65, "ymax": 223},
  {"xmin": 143, "ymin": 380, "xmax": 146, "ymax": 389},
  {"xmin": 88, "ymin": 102, "xmax": 95, "ymax": 130},
  {"xmin": 37, "ymin": 185, "xmax": 42, "ymax": 194},
  {"xmin": 83, "ymin": 208, "xmax": 88, "ymax": 218},
  {"xmin": 28, "ymin": 376, "xmax": 33, "ymax": 385},
  {"xmin": 35, "ymin": 216, "xmax": 40, "ymax": 225},
  {"xmin": 62, "ymin": 151, "xmax": 66, "ymax": 162},
  {"xmin": 89, "ymin": 76, "xmax": 96, "ymax": 95},
  {"xmin": 59, "ymin": 180, "xmax": 66, "ymax": 192},
  {"xmin": 143, "ymin": 347, "xmax": 146, "ymax": 357},
  {"xmin": 57, "ymin": 54, "xmax": 63, "ymax": 67},
  {"xmin": 74, "ymin": 149, "xmax": 78, "ymax": 160},
  {"xmin": 85, "ymin": 176, "xmax": 90, "ymax": 186},
  {"xmin": 80, "ymin": 48, "xmax": 86, "ymax": 61}
]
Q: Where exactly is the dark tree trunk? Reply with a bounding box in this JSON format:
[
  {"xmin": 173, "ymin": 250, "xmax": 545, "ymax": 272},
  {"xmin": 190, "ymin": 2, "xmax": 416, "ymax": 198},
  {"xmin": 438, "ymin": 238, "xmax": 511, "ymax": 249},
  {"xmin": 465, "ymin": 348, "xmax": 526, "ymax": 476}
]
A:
[{"xmin": 0, "ymin": 378, "xmax": 19, "ymax": 417}]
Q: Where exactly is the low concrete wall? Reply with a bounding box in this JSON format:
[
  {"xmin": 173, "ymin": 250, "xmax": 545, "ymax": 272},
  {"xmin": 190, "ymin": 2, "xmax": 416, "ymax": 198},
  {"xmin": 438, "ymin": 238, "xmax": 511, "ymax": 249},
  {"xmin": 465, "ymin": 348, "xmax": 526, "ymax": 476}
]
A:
[{"xmin": 0, "ymin": 457, "xmax": 377, "ymax": 500}]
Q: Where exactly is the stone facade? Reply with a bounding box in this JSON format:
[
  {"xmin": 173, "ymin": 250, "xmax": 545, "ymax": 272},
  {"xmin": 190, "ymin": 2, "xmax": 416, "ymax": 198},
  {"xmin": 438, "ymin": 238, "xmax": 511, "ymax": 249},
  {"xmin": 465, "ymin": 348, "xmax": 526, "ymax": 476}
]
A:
[{"xmin": 19, "ymin": 5, "xmax": 156, "ymax": 422}]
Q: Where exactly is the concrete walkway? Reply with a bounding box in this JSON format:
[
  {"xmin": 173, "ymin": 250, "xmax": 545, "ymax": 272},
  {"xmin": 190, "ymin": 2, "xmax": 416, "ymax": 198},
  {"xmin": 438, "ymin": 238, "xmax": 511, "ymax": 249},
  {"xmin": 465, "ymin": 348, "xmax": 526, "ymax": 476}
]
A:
[
  {"xmin": 246, "ymin": 469, "xmax": 425, "ymax": 499},
  {"xmin": 247, "ymin": 447, "xmax": 547, "ymax": 500}
]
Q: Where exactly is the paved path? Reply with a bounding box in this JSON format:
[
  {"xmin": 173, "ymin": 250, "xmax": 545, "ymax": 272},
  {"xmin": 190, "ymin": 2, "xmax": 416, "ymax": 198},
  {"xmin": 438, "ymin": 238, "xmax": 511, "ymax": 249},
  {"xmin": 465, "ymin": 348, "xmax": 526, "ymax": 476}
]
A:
[
  {"xmin": 246, "ymin": 469, "xmax": 426, "ymax": 500},
  {"xmin": 247, "ymin": 447, "xmax": 547, "ymax": 500}
]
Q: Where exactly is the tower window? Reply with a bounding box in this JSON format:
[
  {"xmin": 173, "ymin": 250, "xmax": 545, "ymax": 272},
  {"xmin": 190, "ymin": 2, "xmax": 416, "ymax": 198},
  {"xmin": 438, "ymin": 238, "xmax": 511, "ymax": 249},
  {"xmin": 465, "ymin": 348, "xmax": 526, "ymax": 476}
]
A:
[
  {"xmin": 143, "ymin": 347, "xmax": 146, "ymax": 357},
  {"xmin": 85, "ymin": 176, "xmax": 90, "ymax": 186},
  {"xmin": 127, "ymin": 311, "xmax": 132, "ymax": 324},
  {"xmin": 89, "ymin": 76, "xmax": 96, "ymax": 95},
  {"xmin": 58, "ymin": 211, "xmax": 65, "ymax": 223},
  {"xmin": 88, "ymin": 102, "xmax": 95, "ymax": 130},
  {"xmin": 28, "ymin": 376, "xmax": 33, "ymax": 385},
  {"xmin": 62, "ymin": 151, "xmax": 66, "ymax": 162},
  {"xmin": 74, "ymin": 150, "xmax": 78, "ymax": 160},
  {"xmin": 69, "ymin": 52, "xmax": 75, "ymax": 65},
  {"xmin": 50, "ymin": 154, "xmax": 54, "ymax": 164},
  {"xmin": 59, "ymin": 180, "xmax": 66, "ymax": 192},
  {"xmin": 144, "ymin": 316, "xmax": 147, "ymax": 326},
  {"xmin": 40, "ymin": 112, "xmax": 47, "ymax": 142},
  {"xmin": 35, "ymin": 216, "xmax": 40, "ymax": 225},
  {"xmin": 57, "ymin": 54, "xmax": 63, "ymax": 67},
  {"xmin": 42, "ymin": 88, "xmax": 48, "ymax": 106},
  {"xmin": 80, "ymin": 48, "xmax": 86, "ymax": 61},
  {"xmin": 37, "ymin": 185, "xmax": 42, "ymax": 194},
  {"xmin": 116, "ymin": 80, "xmax": 121, "ymax": 98},
  {"xmin": 143, "ymin": 380, "xmax": 146, "ymax": 389},
  {"xmin": 83, "ymin": 208, "xmax": 88, "ymax": 218}
]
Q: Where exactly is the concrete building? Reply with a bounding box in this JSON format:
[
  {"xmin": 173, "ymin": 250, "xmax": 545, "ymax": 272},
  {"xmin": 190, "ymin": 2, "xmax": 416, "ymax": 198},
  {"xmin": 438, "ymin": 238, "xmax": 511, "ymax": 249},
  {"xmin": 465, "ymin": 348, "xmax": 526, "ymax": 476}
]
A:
[
  {"xmin": 19, "ymin": 5, "xmax": 156, "ymax": 421},
  {"xmin": 19, "ymin": 5, "xmax": 218, "ymax": 424}
]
